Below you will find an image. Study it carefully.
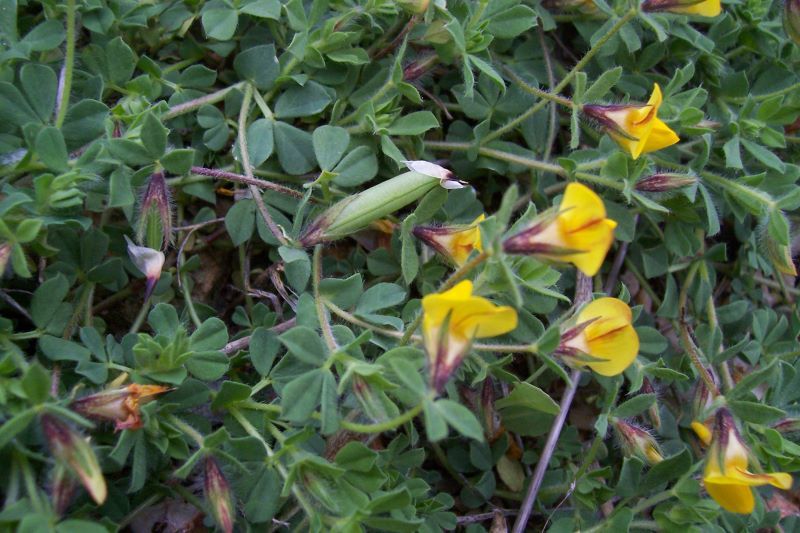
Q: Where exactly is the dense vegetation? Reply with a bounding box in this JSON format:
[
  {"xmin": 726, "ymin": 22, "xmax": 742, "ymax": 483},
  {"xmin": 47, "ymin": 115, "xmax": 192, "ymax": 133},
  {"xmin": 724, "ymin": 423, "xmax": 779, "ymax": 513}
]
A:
[{"xmin": 1, "ymin": 0, "xmax": 800, "ymax": 531}]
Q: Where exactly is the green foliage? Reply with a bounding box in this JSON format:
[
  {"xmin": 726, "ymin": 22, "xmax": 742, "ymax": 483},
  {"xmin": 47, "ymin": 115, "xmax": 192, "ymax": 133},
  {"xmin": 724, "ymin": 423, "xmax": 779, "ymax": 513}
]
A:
[{"xmin": 1, "ymin": 0, "xmax": 799, "ymax": 532}]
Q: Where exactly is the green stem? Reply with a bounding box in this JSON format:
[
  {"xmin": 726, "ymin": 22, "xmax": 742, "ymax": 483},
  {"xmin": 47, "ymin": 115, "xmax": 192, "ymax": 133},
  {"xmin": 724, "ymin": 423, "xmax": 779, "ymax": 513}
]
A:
[
  {"xmin": 162, "ymin": 82, "xmax": 246, "ymax": 120},
  {"xmin": 167, "ymin": 415, "xmax": 205, "ymax": 447},
  {"xmin": 677, "ymin": 261, "xmax": 721, "ymax": 396},
  {"xmin": 313, "ymin": 245, "xmax": 339, "ymax": 351},
  {"xmin": 229, "ymin": 408, "xmax": 317, "ymax": 518},
  {"xmin": 483, "ymin": 7, "xmax": 638, "ymax": 145},
  {"xmin": 502, "ymin": 66, "xmax": 575, "ymax": 109},
  {"xmin": 339, "ymin": 403, "xmax": 424, "ymax": 433},
  {"xmin": 237, "ymin": 83, "xmax": 288, "ymax": 246},
  {"xmin": 726, "ymin": 80, "xmax": 800, "ymax": 103},
  {"xmin": 128, "ymin": 296, "xmax": 152, "ymax": 335},
  {"xmin": 424, "ymin": 142, "xmax": 624, "ymax": 190},
  {"xmin": 55, "ymin": 0, "xmax": 76, "ymax": 128},
  {"xmin": 181, "ymin": 274, "xmax": 203, "ymax": 329}
]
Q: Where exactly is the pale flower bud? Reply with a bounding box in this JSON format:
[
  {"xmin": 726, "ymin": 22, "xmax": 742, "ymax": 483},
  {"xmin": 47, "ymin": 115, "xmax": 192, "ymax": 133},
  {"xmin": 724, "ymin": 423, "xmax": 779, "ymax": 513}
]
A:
[
  {"xmin": 125, "ymin": 236, "xmax": 165, "ymax": 300},
  {"xmin": 41, "ymin": 414, "xmax": 107, "ymax": 505}
]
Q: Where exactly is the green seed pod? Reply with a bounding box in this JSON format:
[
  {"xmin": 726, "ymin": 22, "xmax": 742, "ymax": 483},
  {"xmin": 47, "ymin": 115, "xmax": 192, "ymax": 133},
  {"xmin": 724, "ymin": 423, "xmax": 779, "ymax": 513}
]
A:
[{"xmin": 301, "ymin": 170, "xmax": 448, "ymax": 246}]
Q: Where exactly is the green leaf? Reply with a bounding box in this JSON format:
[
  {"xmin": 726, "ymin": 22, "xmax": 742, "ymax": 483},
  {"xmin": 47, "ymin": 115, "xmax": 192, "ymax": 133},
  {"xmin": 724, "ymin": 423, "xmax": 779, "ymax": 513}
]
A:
[
  {"xmin": 61, "ymin": 100, "xmax": 109, "ymax": 150},
  {"xmin": 244, "ymin": 468, "xmax": 281, "ymax": 523},
  {"xmin": 495, "ymin": 382, "xmax": 560, "ymax": 415},
  {"xmin": 190, "ymin": 318, "xmax": 229, "ymax": 351},
  {"xmin": 728, "ymin": 400, "xmax": 785, "ymax": 424},
  {"xmin": 249, "ymin": 327, "xmax": 280, "ymax": 375},
  {"xmin": 0, "ymin": 409, "xmax": 35, "ymax": 450},
  {"xmin": 356, "ymin": 283, "xmax": 406, "ymax": 314},
  {"xmin": 20, "ymin": 63, "xmax": 57, "ymax": 122},
  {"xmin": 211, "ymin": 381, "xmax": 252, "ymax": 409},
  {"xmin": 639, "ymin": 448, "xmax": 691, "ymax": 493},
  {"xmin": 161, "ymin": 149, "xmax": 195, "ymax": 175},
  {"xmin": 313, "ymin": 125, "xmax": 350, "ymax": 171},
  {"xmin": 240, "ymin": 0, "xmax": 281, "ymax": 19},
  {"xmin": 31, "ymin": 275, "xmax": 69, "ymax": 328},
  {"xmin": 39, "ymin": 335, "xmax": 91, "ymax": 362},
  {"xmin": 613, "ymin": 393, "xmax": 656, "ymax": 419},
  {"xmin": 281, "ymin": 369, "xmax": 324, "ymax": 422},
  {"xmin": 386, "ymin": 111, "xmax": 439, "ymax": 135},
  {"xmin": 275, "ymin": 81, "xmax": 332, "ymax": 119},
  {"xmin": 0, "ymin": 82, "xmax": 38, "ymax": 126},
  {"xmin": 233, "ymin": 45, "xmax": 279, "ymax": 90},
  {"xmin": 332, "ymin": 146, "xmax": 378, "ymax": 187},
  {"xmin": 35, "ymin": 126, "xmax": 68, "ymax": 172},
  {"xmin": 767, "ymin": 209, "xmax": 790, "ymax": 247},
  {"xmin": 583, "ymin": 67, "xmax": 623, "ymax": 102},
  {"xmin": 274, "ymin": 121, "xmax": 316, "ymax": 175},
  {"xmin": 21, "ymin": 363, "xmax": 50, "ymax": 404},
  {"xmin": 485, "ymin": 5, "xmax": 537, "ymax": 39},
  {"xmin": 141, "ymin": 113, "xmax": 168, "ymax": 159},
  {"xmin": 435, "ymin": 399, "xmax": 484, "ymax": 441},
  {"xmin": 235, "ymin": 118, "xmax": 274, "ymax": 168},
  {"xmin": 279, "ymin": 326, "xmax": 328, "ymax": 365},
  {"xmin": 106, "ymin": 37, "xmax": 137, "ymax": 85},
  {"xmin": 225, "ymin": 199, "xmax": 256, "ymax": 246},
  {"xmin": 401, "ymin": 214, "xmax": 419, "ymax": 286},
  {"xmin": 186, "ymin": 351, "xmax": 229, "ymax": 380},
  {"xmin": 740, "ymin": 138, "xmax": 785, "ymax": 173},
  {"xmin": 202, "ymin": 8, "xmax": 238, "ymax": 41},
  {"xmin": 15, "ymin": 218, "xmax": 42, "ymax": 243}
]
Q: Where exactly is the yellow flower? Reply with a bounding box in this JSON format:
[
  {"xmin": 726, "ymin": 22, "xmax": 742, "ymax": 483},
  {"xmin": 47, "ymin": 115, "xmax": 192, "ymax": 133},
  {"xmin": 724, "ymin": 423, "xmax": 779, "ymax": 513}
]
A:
[
  {"xmin": 583, "ymin": 83, "xmax": 680, "ymax": 159},
  {"xmin": 703, "ymin": 409, "xmax": 793, "ymax": 514},
  {"xmin": 71, "ymin": 384, "xmax": 171, "ymax": 431},
  {"xmin": 691, "ymin": 420, "xmax": 713, "ymax": 446},
  {"xmin": 422, "ymin": 280, "xmax": 517, "ymax": 392},
  {"xmin": 413, "ymin": 215, "xmax": 485, "ymax": 267},
  {"xmin": 503, "ymin": 183, "xmax": 617, "ymax": 276},
  {"xmin": 642, "ymin": 0, "xmax": 721, "ymax": 17},
  {"xmin": 556, "ymin": 297, "xmax": 639, "ymax": 376}
]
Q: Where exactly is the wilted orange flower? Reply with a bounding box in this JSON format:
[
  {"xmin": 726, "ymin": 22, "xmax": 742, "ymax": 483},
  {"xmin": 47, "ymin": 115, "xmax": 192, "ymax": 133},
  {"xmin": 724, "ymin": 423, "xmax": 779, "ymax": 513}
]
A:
[{"xmin": 71, "ymin": 384, "xmax": 170, "ymax": 430}]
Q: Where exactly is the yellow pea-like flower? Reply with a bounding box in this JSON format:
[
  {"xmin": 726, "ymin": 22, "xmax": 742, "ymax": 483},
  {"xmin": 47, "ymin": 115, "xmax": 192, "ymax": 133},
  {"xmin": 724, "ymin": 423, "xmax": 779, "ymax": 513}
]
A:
[
  {"xmin": 703, "ymin": 408, "xmax": 792, "ymax": 514},
  {"xmin": 556, "ymin": 297, "xmax": 639, "ymax": 376},
  {"xmin": 422, "ymin": 280, "xmax": 517, "ymax": 392},
  {"xmin": 642, "ymin": 0, "xmax": 722, "ymax": 17},
  {"xmin": 503, "ymin": 183, "xmax": 617, "ymax": 276},
  {"xmin": 413, "ymin": 215, "xmax": 485, "ymax": 267},
  {"xmin": 583, "ymin": 83, "xmax": 680, "ymax": 160}
]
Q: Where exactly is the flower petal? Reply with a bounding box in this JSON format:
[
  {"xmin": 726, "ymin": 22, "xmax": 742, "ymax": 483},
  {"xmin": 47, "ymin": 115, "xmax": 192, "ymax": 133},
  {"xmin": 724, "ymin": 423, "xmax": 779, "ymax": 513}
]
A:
[
  {"xmin": 691, "ymin": 421, "xmax": 713, "ymax": 446},
  {"xmin": 557, "ymin": 183, "xmax": 608, "ymax": 234},
  {"xmin": 577, "ymin": 298, "xmax": 638, "ymax": 376},
  {"xmin": 704, "ymin": 480, "xmax": 755, "ymax": 514},
  {"xmin": 675, "ymin": 0, "xmax": 721, "ymax": 16},
  {"xmin": 641, "ymin": 118, "xmax": 680, "ymax": 153},
  {"xmin": 562, "ymin": 219, "xmax": 617, "ymax": 276}
]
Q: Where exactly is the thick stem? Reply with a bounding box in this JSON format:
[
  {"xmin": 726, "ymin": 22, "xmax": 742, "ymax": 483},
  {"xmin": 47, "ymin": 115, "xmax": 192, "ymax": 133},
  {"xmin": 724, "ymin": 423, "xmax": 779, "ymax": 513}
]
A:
[
  {"xmin": 189, "ymin": 166, "xmax": 306, "ymax": 199},
  {"xmin": 511, "ymin": 368, "xmax": 581, "ymax": 533},
  {"xmin": 512, "ymin": 272, "xmax": 592, "ymax": 533}
]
